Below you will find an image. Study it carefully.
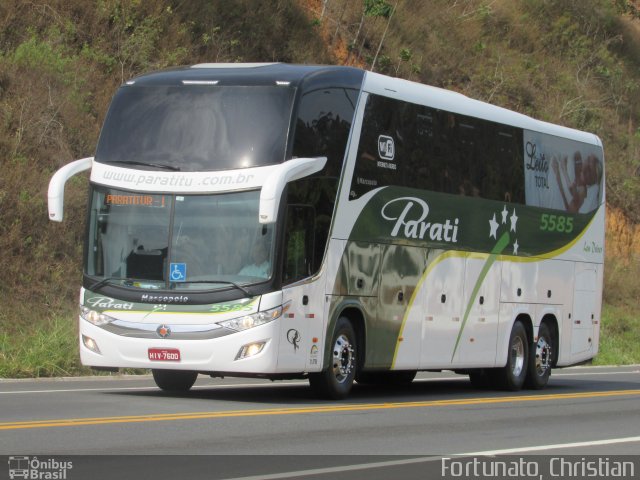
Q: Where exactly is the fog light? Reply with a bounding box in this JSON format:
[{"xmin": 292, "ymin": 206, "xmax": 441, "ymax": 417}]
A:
[
  {"xmin": 235, "ymin": 341, "xmax": 266, "ymax": 360},
  {"xmin": 82, "ymin": 335, "xmax": 101, "ymax": 354}
]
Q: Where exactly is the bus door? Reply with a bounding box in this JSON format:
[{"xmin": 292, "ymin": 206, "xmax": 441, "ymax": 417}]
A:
[
  {"xmin": 420, "ymin": 252, "xmax": 466, "ymax": 368},
  {"xmin": 279, "ymin": 204, "xmax": 326, "ymax": 372},
  {"xmin": 376, "ymin": 244, "xmax": 425, "ymax": 369},
  {"xmin": 571, "ymin": 263, "xmax": 598, "ymax": 356},
  {"xmin": 456, "ymin": 258, "xmax": 501, "ymax": 365}
]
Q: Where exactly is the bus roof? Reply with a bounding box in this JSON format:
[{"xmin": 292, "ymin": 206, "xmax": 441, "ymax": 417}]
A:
[
  {"xmin": 127, "ymin": 63, "xmax": 365, "ymax": 90},
  {"xmin": 127, "ymin": 63, "xmax": 601, "ymax": 148},
  {"xmin": 363, "ymin": 71, "xmax": 602, "ymax": 147}
]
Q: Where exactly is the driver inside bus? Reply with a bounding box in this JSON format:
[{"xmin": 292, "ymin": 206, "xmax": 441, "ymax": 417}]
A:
[{"xmin": 238, "ymin": 239, "xmax": 271, "ymax": 278}]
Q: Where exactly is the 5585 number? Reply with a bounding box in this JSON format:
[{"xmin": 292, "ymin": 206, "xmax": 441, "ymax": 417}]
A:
[
  {"xmin": 209, "ymin": 303, "xmax": 253, "ymax": 313},
  {"xmin": 540, "ymin": 213, "xmax": 573, "ymax": 233}
]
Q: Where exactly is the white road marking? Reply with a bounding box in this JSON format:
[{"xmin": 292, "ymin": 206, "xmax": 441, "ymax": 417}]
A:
[
  {"xmin": 217, "ymin": 436, "xmax": 640, "ymax": 480},
  {"xmin": 462, "ymin": 435, "xmax": 640, "ymax": 455},
  {"xmin": 0, "ymin": 368, "xmax": 636, "ymax": 394},
  {"xmin": 553, "ymin": 369, "xmax": 640, "ymax": 377},
  {"xmin": 218, "ymin": 456, "xmax": 445, "ymax": 480},
  {"xmin": 0, "ymin": 376, "xmax": 466, "ymax": 394},
  {"xmin": 0, "ymin": 382, "xmax": 306, "ymax": 395}
]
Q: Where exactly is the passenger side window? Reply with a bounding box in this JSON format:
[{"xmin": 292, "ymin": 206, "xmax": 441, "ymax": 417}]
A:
[{"xmin": 350, "ymin": 94, "xmax": 524, "ymax": 204}]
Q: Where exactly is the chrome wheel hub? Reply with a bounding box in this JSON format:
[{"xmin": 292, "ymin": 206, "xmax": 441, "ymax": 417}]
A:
[
  {"xmin": 535, "ymin": 336, "xmax": 552, "ymax": 376},
  {"xmin": 332, "ymin": 334, "xmax": 355, "ymax": 384},
  {"xmin": 510, "ymin": 336, "xmax": 525, "ymax": 377}
]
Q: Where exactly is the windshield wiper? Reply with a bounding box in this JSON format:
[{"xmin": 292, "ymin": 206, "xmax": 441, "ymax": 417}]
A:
[
  {"xmin": 89, "ymin": 277, "xmax": 135, "ymax": 292},
  {"xmin": 108, "ymin": 160, "xmax": 181, "ymax": 171},
  {"xmin": 173, "ymin": 280, "xmax": 252, "ymax": 297}
]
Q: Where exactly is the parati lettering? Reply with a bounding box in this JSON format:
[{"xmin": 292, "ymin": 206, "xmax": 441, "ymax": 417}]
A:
[{"xmin": 381, "ymin": 197, "xmax": 459, "ymax": 242}]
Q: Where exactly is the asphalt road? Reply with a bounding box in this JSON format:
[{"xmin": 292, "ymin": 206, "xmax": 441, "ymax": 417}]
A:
[{"xmin": 1, "ymin": 366, "xmax": 639, "ymax": 479}]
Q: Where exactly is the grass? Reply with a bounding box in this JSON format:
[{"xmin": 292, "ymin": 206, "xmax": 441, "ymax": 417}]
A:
[
  {"xmin": 593, "ymin": 304, "xmax": 640, "ymax": 366},
  {"xmin": 0, "ymin": 314, "xmax": 87, "ymax": 378},
  {"xmin": 0, "ymin": 311, "xmax": 147, "ymax": 378}
]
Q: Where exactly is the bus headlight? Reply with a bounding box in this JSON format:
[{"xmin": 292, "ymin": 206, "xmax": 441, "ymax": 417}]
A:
[
  {"xmin": 80, "ymin": 306, "xmax": 116, "ymax": 326},
  {"xmin": 218, "ymin": 305, "xmax": 283, "ymax": 332}
]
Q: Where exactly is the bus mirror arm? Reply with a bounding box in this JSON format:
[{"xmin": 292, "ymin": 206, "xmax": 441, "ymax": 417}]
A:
[
  {"xmin": 259, "ymin": 156, "xmax": 327, "ymax": 224},
  {"xmin": 48, "ymin": 157, "xmax": 93, "ymax": 222}
]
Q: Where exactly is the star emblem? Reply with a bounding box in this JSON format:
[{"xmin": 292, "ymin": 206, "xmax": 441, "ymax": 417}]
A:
[
  {"xmin": 513, "ymin": 239, "xmax": 519, "ymax": 255},
  {"xmin": 501, "ymin": 205, "xmax": 508, "ymax": 224},
  {"xmin": 489, "ymin": 213, "xmax": 499, "ymax": 239},
  {"xmin": 510, "ymin": 209, "xmax": 518, "ymax": 232}
]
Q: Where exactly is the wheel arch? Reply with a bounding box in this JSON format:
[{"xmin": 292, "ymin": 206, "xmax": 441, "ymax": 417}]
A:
[
  {"xmin": 498, "ymin": 312, "xmax": 533, "ymax": 368},
  {"xmin": 339, "ymin": 306, "xmax": 366, "ymax": 371},
  {"xmin": 539, "ymin": 313, "xmax": 560, "ymax": 366},
  {"xmin": 322, "ymin": 300, "xmax": 367, "ymax": 371},
  {"xmin": 516, "ymin": 313, "xmax": 534, "ymax": 344}
]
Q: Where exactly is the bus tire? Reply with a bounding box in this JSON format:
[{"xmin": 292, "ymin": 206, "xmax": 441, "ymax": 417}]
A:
[
  {"xmin": 525, "ymin": 323, "xmax": 553, "ymax": 389},
  {"xmin": 309, "ymin": 317, "xmax": 357, "ymax": 399},
  {"xmin": 493, "ymin": 321, "xmax": 528, "ymax": 391},
  {"xmin": 152, "ymin": 369, "xmax": 198, "ymax": 392}
]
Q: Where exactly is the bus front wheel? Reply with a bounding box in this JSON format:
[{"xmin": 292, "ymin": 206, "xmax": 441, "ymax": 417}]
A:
[
  {"xmin": 152, "ymin": 369, "xmax": 198, "ymax": 392},
  {"xmin": 309, "ymin": 317, "xmax": 357, "ymax": 399}
]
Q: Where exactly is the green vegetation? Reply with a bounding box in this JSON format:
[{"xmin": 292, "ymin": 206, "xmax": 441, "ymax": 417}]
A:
[
  {"xmin": 0, "ymin": 0, "xmax": 638, "ymax": 377},
  {"xmin": 0, "ymin": 310, "xmax": 83, "ymax": 378},
  {"xmin": 596, "ymin": 252, "xmax": 640, "ymax": 365},
  {"xmin": 595, "ymin": 304, "xmax": 640, "ymax": 365}
]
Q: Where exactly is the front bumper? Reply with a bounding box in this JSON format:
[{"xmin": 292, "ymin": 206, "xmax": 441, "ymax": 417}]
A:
[{"xmin": 79, "ymin": 317, "xmax": 281, "ymax": 373}]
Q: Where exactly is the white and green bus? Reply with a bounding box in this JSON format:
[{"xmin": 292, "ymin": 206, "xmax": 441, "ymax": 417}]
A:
[{"xmin": 49, "ymin": 64, "xmax": 604, "ymax": 399}]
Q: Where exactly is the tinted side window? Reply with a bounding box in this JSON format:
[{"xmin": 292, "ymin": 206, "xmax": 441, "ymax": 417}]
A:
[
  {"xmin": 283, "ymin": 88, "xmax": 357, "ymax": 283},
  {"xmin": 350, "ymin": 95, "xmax": 406, "ymax": 199},
  {"xmin": 350, "ymin": 94, "xmax": 524, "ymax": 203}
]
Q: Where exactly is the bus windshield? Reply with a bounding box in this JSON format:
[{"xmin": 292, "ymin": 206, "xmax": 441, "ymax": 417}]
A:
[
  {"xmin": 86, "ymin": 187, "xmax": 275, "ymax": 291},
  {"xmin": 95, "ymin": 85, "xmax": 295, "ymax": 171}
]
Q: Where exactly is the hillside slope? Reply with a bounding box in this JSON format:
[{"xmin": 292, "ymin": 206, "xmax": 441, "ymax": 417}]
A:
[{"xmin": 0, "ymin": 0, "xmax": 638, "ymax": 376}]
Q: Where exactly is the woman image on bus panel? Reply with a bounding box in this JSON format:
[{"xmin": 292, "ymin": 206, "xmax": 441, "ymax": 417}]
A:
[
  {"xmin": 523, "ymin": 131, "xmax": 603, "ymax": 213},
  {"xmin": 552, "ymin": 151, "xmax": 603, "ymax": 214}
]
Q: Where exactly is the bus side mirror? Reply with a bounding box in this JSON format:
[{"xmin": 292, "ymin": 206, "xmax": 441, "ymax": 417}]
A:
[
  {"xmin": 48, "ymin": 157, "xmax": 93, "ymax": 222},
  {"xmin": 259, "ymin": 156, "xmax": 327, "ymax": 224}
]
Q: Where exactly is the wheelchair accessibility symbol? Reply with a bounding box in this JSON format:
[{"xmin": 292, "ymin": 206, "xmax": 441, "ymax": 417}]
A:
[{"xmin": 170, "ymin": 263, "xmax": 187, "ymax": 282}]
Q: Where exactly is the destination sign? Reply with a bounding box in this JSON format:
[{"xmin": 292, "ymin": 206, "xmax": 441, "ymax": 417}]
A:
[{"xmin": 105, "ymin": 194, "xmax": 166, "ymax": 207}]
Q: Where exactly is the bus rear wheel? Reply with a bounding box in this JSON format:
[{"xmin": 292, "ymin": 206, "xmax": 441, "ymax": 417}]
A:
[
  {"xmin": 493, "ymin": 321, "xmax": 529, "ymax": 391},
  {"xmin": 525, "ymin": 323, "xmax": 553, "ymax": 389},
  {"xmin": 152, "ymin": 369, "xmax": 198, "ymax": 392},
  {"xmin": 309, "ymin": 317, "xmax": 357, "ymax": 399}
]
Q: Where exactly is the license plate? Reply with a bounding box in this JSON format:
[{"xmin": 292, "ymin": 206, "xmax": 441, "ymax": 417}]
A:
[{"xmin": 148, "ymin": 348, "xmax": 181, "ymax": 362}]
